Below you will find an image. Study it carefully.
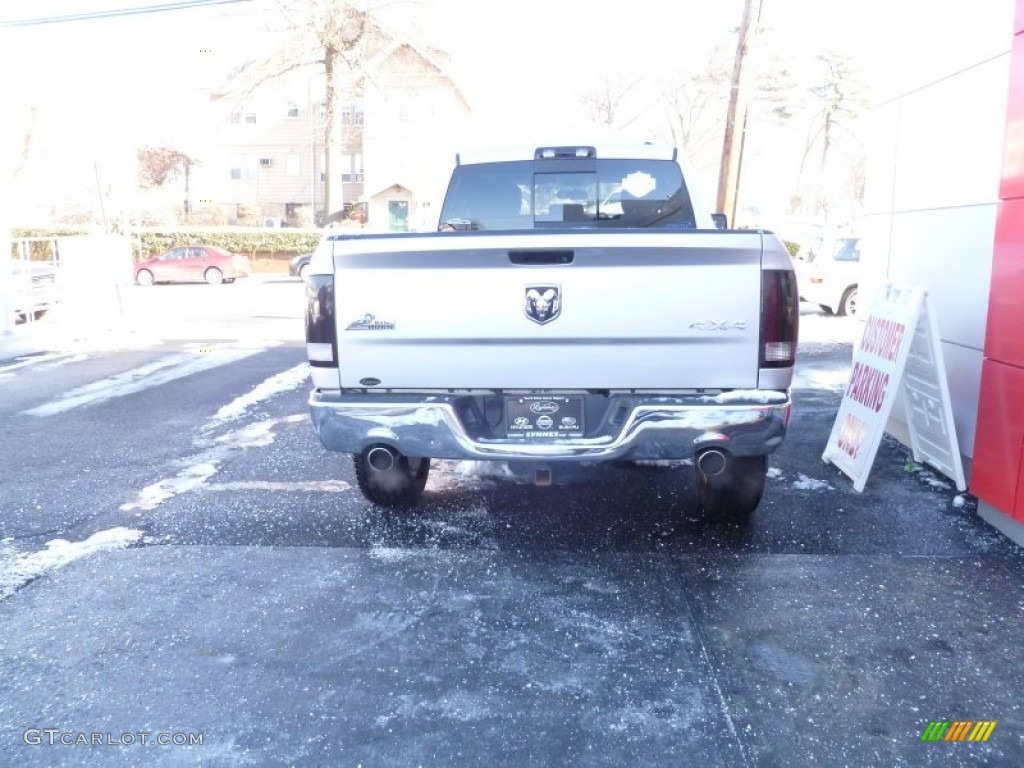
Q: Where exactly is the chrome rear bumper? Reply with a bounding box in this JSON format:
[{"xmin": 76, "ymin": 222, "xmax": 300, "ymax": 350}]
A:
[{"xmin": 309, "ymin": 390, "xmax": 790, "ymax": 461}]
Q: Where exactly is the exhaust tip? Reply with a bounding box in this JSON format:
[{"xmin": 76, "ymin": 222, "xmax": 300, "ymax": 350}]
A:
[
  {"xmin": 697, "ymin": 449, "xmax": 728, "ymax": 478},
  {"xmin": 367, "ymin": 446, "xmax": 397, "ymax": 472}
]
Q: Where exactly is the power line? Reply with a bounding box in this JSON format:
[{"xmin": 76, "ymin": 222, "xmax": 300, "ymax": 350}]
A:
[{"xmin": 0, "ymin": 0, "xmax": 254, "ymax": 28}]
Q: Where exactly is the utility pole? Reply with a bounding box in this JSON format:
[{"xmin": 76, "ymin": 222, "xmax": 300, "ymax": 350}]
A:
[{"xmin": 716, "ymin": 0, "xmax": 763, "ymax": 226}]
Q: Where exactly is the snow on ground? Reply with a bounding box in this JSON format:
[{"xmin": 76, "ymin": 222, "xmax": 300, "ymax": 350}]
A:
[
  {"xmin": 797, "ymin": 310, "xmax": 862, "ymax": 345},
  {"xmin": 204, "ymin": 362, "xmax": 310, "ymax": 429},
  {"xmin": 426, "ymin": 460, "xmax": 522, "ymax": 492},
  {"xmin": 792, "ymin": 473, "xmax": 834, "ymax": 491},
  {"xmin": 22, "ymin": 341, "xmax": 275, "ymax": 417},
  {"xmin": 0, "ymin": 527, "xmax": 143, "ymax": 600},
  {"xmin": 120, "ymin": 414, "xmax": 306, "ymax": 512},
  {"xmin": 203, "ymin": 480, "xmax": 350, "ymax": 493}
]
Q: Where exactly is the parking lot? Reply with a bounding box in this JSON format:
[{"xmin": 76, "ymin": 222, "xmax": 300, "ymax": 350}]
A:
[{"xmin": 0, "ymin": 281, "xmax": 1022, "ymax": 766}]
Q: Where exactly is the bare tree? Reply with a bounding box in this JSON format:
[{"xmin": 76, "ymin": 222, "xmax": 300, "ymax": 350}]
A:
[
  {"xmin": 137, "ymin": 146, "xmax": 199, "ymax": 218},
  {"xmin": 579, "ymin": 75, "xmax": 644, "ymax": 129},
  {"xmin": 224, "ymin": 0, "xmax": 464, "ymax": 223},
  {"xmin": 789, "ymin": 52, "xmax": 867, "ymax": 220},
  {"xmin": 655, "ymin": 44, "xmax": 733, "ymax": 173},
  {"xmin": 137, "ymin": 146, "xmax": 198, "ymax": 188}
]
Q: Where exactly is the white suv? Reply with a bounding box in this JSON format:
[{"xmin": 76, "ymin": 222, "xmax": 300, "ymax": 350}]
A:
[{"xmin": 795, "ymin": 235, "xmax": 860, "ymax": 316}]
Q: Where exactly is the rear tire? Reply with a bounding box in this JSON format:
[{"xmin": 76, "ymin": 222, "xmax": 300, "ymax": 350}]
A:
[
  {"xmin": 696, "ymin": 454, "xmax": 767, "ymax": 519},
  {"xmin": 353, "ymin": 450, "xmax": 430, "ymax": 507},
  {"xmin": 204, "ymin": 267, "xmax": 224, "ymax": 285},
  {"xmin": 839, "ymin": 286, "xmax": 858, "ymax": 316},
  {"xmin": 136, "ymin": 269, "xmax": 154, "ymax": 286}
]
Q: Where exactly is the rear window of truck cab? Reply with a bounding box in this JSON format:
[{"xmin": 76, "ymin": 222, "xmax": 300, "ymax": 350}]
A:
[{"xmin": 439, "ymin": 159, "xmax": 696, "ymax": 231}]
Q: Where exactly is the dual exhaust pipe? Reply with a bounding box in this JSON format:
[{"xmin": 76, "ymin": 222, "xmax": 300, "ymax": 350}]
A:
[{"xmin": 368, "ymin": 445, "xmax": 730, "ymax": 480}]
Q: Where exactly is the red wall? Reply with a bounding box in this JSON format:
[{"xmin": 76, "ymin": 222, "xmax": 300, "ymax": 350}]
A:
[{"xmin": 971, "ymin": 0, "xmax": 1024, "ymax": 519}]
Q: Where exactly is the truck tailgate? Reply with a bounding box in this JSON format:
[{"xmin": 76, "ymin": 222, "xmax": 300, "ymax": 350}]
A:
[{"xmin": 333, "ymin": 231, "xmax": 765, "ymax": 390}]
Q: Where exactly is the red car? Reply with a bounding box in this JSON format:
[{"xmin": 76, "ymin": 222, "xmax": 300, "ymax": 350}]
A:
[{"xmin": 134, "ymin": 245, "xmax": 251, "ymax": 285}]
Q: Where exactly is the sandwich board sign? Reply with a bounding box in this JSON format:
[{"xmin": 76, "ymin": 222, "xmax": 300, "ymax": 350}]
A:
[{"xmin": 822, "ymin": 282, "xmax": 966, "ymax": 492}]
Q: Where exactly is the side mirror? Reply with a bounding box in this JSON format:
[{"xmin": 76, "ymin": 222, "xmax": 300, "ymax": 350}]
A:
[{"xmin": 711, "ymin": 213, "xmax": 728, "ymax": 230}]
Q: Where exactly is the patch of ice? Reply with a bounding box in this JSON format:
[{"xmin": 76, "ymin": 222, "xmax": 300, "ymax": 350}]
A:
[
  {"xmin": 767, "ymin": 467, "xmax": 784, "ymax": 480},
  {"xmin": 0, "ymin": 527, "xmax": 143, "ymax": 600},
  {"xmin": 792, "ymin": 474, "xmax": 833, "ymax": 491},
  {"xmin": 953, "ymin": 494, "xmax": 967, "ymax": 509}
]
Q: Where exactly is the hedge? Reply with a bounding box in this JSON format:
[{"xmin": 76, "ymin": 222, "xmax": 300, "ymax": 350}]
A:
[
  {"xmin": 12, "ymin": 227, "xmax": 325, "ymax": 261},
  {"xmin": 129, "ymin": 228, "xmax": 324, "ymax": 260}
]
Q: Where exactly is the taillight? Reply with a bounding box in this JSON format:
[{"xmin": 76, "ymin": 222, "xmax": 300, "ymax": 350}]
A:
[
  {"xmin": 305, "ymin": 275, "xmax": 336, "ymax": 367},
  {"xmin": 760, "ymin": 269, "xmax": 798, "ymax": 368}
]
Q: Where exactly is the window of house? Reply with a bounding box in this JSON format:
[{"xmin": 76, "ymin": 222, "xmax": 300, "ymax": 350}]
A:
[
  {"xmin": 228, "ymin": 112, "xmax": 241, "ymax": 124},
  {"xmin": 340, "ymin": 153, "xmax": 364, "ymax": 182},
  {"xmin": 340, "ymin": 105, "xmax": 364, "ymax": 126},
  {"xmin": 244, "ymin": 112, "xmax": 257, "ymax": 124},
  {"xmin": 286, "ymin": 101, "xmax": 299, "ymax": 119},
  {"xmin": 229, "ymin": 156, "xmax": 256, "ymax": 182}
]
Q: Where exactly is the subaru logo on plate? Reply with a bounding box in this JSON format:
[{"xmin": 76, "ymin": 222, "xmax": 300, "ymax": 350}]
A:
[
  {"xmin": 560, "ymin": 416, "xmax": 577, "ymax": 427},
  {"xmin": 529, "ymin": 401, "xmax": 560, "ymax": 414},
  {"xmin": 524, "ymin": 285, "xmax": 561, "ymax": 325}
]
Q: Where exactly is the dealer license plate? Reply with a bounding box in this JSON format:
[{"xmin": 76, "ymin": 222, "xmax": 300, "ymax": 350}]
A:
[{"xmin": 505, "ymin": 396, "xmax": 584, "ymax": 439}]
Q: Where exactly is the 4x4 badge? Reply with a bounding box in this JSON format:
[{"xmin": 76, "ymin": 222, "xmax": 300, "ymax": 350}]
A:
[{"xmin": 525, "ymin": 285, "xmax": 561, "ymax": 325}]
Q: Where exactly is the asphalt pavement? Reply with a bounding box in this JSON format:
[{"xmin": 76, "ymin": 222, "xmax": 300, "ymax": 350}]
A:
[{"xmin": 0, "ymin": 282, "xmax": 1022, "ymax": 767}]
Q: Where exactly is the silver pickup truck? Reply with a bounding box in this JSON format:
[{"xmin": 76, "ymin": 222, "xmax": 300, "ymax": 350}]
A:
[{"xmin": 305, "ymin": 144, "xmax": 798, "ymax": 517}]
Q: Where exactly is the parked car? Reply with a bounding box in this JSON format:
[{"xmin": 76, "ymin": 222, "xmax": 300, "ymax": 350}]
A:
[
  {"xmin": 9, "ymin": 260, "xmax": 60, "ymax": 322},
  {"xmin": 289, "ymin": 253, "xmax": 312, "ymax": 279},
  {"xmin": 794, "ymin": 235, "xmax": 860, "ymax": 316},
  {"xmin": 134, "ymin": 246, "xmax": 251, "ymax": 286}
]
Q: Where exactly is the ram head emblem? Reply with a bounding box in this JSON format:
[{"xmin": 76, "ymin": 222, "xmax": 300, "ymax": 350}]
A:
[{"xmin": 524, "ymin": 285, "xmax": 562, "ymax": 324}]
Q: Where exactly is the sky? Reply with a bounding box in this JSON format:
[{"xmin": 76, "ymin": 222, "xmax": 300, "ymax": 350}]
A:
[{"xmin": 0, "ymin": 0, "xmax": 888, "ymax": 224}]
